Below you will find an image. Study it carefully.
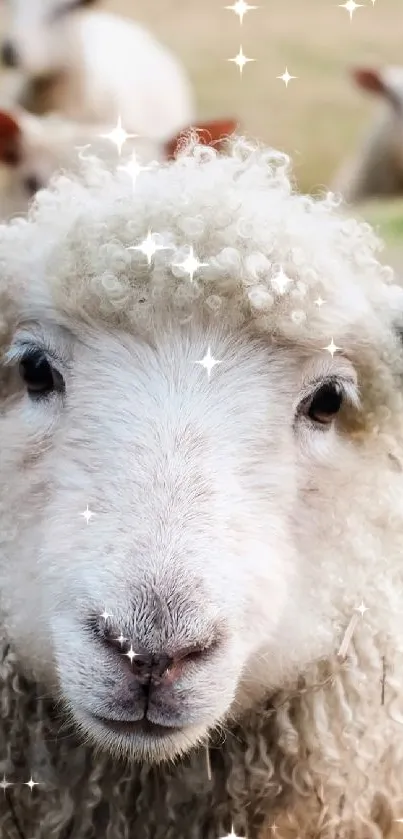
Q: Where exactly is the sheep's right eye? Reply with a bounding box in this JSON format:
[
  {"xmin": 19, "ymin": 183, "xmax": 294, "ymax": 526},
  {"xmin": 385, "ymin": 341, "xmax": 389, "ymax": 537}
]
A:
[
  {"xmin": 307, "ymin": 381, "xmax": 343, "ymax": 425},
  {"xmin": 19, "ymin": 349, "xmax": 64, "ymax": 399}
]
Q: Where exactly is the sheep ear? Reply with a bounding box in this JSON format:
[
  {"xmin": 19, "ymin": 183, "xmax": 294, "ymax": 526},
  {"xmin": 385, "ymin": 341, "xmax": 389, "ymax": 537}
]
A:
[
  {"xmin": 163, "ymin": 118, "xmax": 238, "ymax": 160},
  {"xmin": 352, "ymin": 66, "xmax": 403, "ymax": 113},
  {"xmin": 0, "ymin": 110, "xmax": 22, "ymax": 166},
  {"xmin": 352, "ymin": 67, "xmax": 387, "ymax": 96}
]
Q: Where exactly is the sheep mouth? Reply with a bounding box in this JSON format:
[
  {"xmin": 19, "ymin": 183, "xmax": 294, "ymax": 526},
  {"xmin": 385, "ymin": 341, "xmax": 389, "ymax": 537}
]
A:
[{"xmin": 93, "ymin": 715, "xmax": 183, "ymax": 739}]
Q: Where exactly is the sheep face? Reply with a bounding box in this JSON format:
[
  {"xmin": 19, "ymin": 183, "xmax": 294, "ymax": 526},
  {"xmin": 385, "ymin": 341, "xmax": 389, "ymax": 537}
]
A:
[
  {"xmin": 0, "ymin": 0, "xmax": 94, "ymax": 79},
  {"xmin": 0, "ymin": 306, "xmax": 360, "ymax": 763},
  {"xmin": 1, "ymin": 143, "xmax": 401, "ymax": 766}
]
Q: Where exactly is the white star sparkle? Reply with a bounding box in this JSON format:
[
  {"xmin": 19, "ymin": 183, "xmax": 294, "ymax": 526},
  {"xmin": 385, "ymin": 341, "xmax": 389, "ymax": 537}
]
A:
[
  {"xmin": 219, "ymin": 827, "xmax": 241, "ymax": 839},
  {"xmin": 355, "ymin": 600, "xmax": 369, "ymax": 617},
  {"xmin": 128, "ymin": 230, "xmax": 169, "ymax": 265},
  {"xmin": 100, "ymin": 115, "xmax": 137, "ymax": 155},
  {"xmin": 277, "ymin": 67, "xmax": 297, "ymax": 87},
  {"xmin": 118, "ymin": 152, "xmax": 153, "ymax": 188},
  {"xmin": 272, "ymin": 268, "xmax": 291, "ymax": 295},
  {"xmin": 25, "ymin": 777, "xmax": 40, "ymax": 791},
  {"xmin": 174, "ymin": 246, "xmax": 209, "ymax": 282},
  {"xmin": 81, "ymin": 504, "xmax": 95, "ymax": 524},
  {"xmin": 194, "ymin": 347, "xmax": 222, "ymax": 380},
  {"xmin": 322, "ymin": 338, "xmax": 341, "ymax": 357},
  {"xmin": 225, "ymin": 0, "xmax": 258, "ymax": 23},
  {"xmin": 314, "ymin": 296, "xmax": 325, "ymax": 307},
  {"xmin": 228, "ymin": 46, "xmax": 255, "ymax": 76},
  {"xmin": 0, "ymin": 775, "xmax": 13, "ymax": 792},
  {"xmin": 339, "ymin": 0, "xmax": 363, "ymax": 20},
  {"xmin": 270, "ymin": 825, "xmax": 279, "ymax": 834},
  {"xmin": 125, "ymin": 644, "xmax": 139, "ymax": 664},
  {"xmin": 100, "ymin": 610, "xmax": 112, "ymax": 621},
  {"xmin": 115, "ymin": 633, "xmax": 128, "ymax": 646}
]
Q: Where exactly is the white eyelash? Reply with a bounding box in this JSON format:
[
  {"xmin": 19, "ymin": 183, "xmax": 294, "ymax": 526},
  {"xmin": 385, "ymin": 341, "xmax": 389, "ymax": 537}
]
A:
[
  {"xmin": 297, "ymin": 376, "xmax": 361, "ymax": 415},
  {"xmin": 3, "ymin": 340, "xmax": 62, "ymax": 370}
]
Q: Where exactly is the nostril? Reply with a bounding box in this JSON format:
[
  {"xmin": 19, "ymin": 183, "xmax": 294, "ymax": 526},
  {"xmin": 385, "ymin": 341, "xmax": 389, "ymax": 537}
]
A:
[{"xmin": 1, "ymin": 41, "xmax": 19, "ymax": 69}]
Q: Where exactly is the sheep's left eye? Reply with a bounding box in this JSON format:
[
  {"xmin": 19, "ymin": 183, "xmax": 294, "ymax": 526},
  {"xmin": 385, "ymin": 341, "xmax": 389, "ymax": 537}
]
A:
[
  {"xmin": 19, "ymin": 349, "xmax": 64, "ymax": 399},
  {"xmin": 307, "ymin": 382, "xmax": 343, "ymax": 425}
]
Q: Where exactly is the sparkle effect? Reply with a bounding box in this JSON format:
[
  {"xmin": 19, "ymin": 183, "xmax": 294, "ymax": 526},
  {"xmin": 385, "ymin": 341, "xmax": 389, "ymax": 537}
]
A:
[
  {"xmin": 194, "ymin": 347, "xmax": 222, "ymax": 380},
  {"xmin": 100, "ymin": 610, "xmax": 112, "ymax": 622},
  {"xmin": 125, "ymin": 645, "xmax": 139, "ymax": 664},
  {"xmin": 25, "ymin": 777, "xmax": 40, "ymax": 791},
  {"xmin": 219, "ymin": 827, "xmax": 242, "ymax": 839},
  {"xmin": 355, "ymin": 600, "xmax": 369, "ymax": 617},
  {"xmin": 225, "ymin": 0, "xmax": 258, "ymax": 23},
  {"xmin": 277, "ymin": 67, "xmax": 297, "ymax": 87},
  {"xmin": 0, "ymin": 775, "xmax": 12, "ymax": 792},
  {"xmin": 323, "ymin": 338, "xmax": 341, "ymax": 357},
  {"xmin": 174, "ymin": 246, "xmax": 209, "ymax": 282},
  {"xmin": 115, "ymin": 633, "xmax": 128, "ymax": 646},
  {"xmin": 118, "ymin": 152, "xmax": 153, "ymax": 188},
  {"xmin": 128, "ymin": 230, "xmax": 170, "ymax": 265},
  {"xmin": 100, "ymin": 115, "xmax": 137, "ymax": 155},
  {"xmin": 314, "ymin": 296, "xmax": 325, "ymax": 307},
  {"xmin": 81, "ymin": 504, "xmax": 95, "ymax": 524},
  {"xmin": 272, "ymin": 268, "xmax": 291, "ymax": 295},
  {"xmin": 228, "ymin": 46, "xmax": 255, "ymax": 76},
  {"xmin": 339, "ymin": 0, "xmax": 363, "ymax": 20}
]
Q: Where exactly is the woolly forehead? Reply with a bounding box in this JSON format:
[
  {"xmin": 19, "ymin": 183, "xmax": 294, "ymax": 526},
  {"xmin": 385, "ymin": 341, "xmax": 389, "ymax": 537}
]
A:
[{"xmin": 0, "ymin": 143, "xmax": 402, "ymax": 379}]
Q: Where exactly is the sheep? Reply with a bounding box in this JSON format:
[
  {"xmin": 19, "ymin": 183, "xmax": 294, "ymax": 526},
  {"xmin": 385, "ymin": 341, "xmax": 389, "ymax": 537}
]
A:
[
  {"xmin": 332, "ymin": 66, "xmax": 403, "ymax": 203},
  {"xmin": 1, "ymin": 137, "xmax": 403, "ymax": 839},
  {"xmin": 0, "ymin": 105, "xmax": 237, "ymax": 219},
  {"xmin": 0, "ymin": 0, "xmax": 195, "ymax": 142}
]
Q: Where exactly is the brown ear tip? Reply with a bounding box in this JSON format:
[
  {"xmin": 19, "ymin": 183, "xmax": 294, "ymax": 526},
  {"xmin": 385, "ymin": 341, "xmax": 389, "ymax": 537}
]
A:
[
  {"xmin": 0, "ymin": 111, "xmax": 22, "ymax": 166},
  {"xmin": 351, "ymin": 67, "xmax": 384, "ymax": 92},
  {"xmin": 0, "ymin": 111, "xmax": 20, "ymax": 130}
]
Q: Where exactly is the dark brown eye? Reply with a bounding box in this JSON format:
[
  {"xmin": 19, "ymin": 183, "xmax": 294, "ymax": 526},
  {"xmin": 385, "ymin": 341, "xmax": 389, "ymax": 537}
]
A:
[
  {"xmin": 308, "ymin": 381, "xmax": 343, "ymax": 425},
  {"xmin": 19, "ymin": 349, "xmax": 64, "ymax": 399}
]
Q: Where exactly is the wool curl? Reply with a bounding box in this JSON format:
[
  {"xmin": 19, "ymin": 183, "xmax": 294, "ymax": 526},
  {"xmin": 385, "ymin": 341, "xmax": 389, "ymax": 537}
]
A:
[{"xmin": 2, "ymin": 138, "xmax": 403, "ymax": 838}]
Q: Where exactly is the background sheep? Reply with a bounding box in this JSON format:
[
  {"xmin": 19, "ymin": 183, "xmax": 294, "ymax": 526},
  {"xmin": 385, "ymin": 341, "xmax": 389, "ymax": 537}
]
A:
[
  {"xmin": 0, "ymin": 105, "xmax": 237, "ymax": 218},
  {"xmin": 332, "ymin": 66, "xmax": 403, "ymax": 204},
  {"xmin": 1, "ymin": 139, "xmax": 403, "ymax": 838},
  {"xmin": 0, "ymin": 0, "xmax": 195, "ymax": 141}
]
